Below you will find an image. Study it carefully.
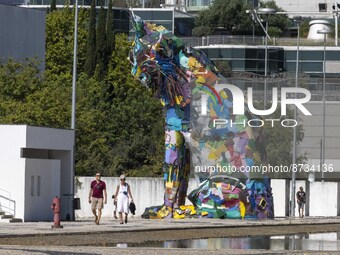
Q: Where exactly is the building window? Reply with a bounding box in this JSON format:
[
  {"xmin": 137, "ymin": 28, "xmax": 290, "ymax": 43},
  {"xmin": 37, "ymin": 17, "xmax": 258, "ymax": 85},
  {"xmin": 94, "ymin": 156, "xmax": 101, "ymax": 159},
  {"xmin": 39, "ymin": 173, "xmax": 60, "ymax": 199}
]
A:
[
  {"xmin": 31, "ymin": 176, "xmax": 34, "ymax": 196},
  {"xmin": 319, "ymin": 3, "xmax": 327, "ymax": 12}
]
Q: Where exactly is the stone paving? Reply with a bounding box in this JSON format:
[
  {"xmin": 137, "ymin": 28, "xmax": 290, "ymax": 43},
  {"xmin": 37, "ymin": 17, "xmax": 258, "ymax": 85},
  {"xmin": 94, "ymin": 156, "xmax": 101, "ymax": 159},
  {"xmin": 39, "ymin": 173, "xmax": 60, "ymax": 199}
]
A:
[
  {"xmin": 0, "ymin": 216, "xmax": 339, "ymax": 254},
  {"xmin": 0, "ymin": 216, "xmax": 339, "ymax": 237}
]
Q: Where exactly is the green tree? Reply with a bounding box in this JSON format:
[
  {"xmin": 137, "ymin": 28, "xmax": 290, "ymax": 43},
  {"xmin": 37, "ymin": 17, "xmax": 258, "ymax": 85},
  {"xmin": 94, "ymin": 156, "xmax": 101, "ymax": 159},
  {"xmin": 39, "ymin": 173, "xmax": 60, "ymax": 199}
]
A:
[
  {"xmin": 113, "ymin": 0, "xmax": 127, "ymax": 7},
  {"xmin": 145, "ymin": 0, "xmax": 161, "ymax": 8},
  {"xmin": 258, "ymin": 0, "xmax": 289, "ymax": 37},
  {"xmin": 50, "ymin": 0, "xmax": 57, "ymax": 12},
  {"xmin": 264, "ymin": 106, "xmax": 306, "ymax": 178},
  {"xmin": 194, "ymin": 0, "xmax": 289, "ymax": 36},
  {"xmin": 95, "ymin": 1, "xmax": 108, "ymax": 80},
  {"xmin": 1, "ymin": 13, "xmax": 164, "ymax": 178},
  {"xmin": 45, "ymin": 6, "xmax": 88, "ymax": 76},
  {"xmin": 126, "ymin": 0, "xmax": 140, "ymax": 7},
  {"xmin": 84, "ymin": 0, "xmax": 97, "ymax": 77},
  {"xmin": 107, "ymin": 0, "xmax": 115, "ymax": 54},
  {"xmin": 195, "ymin": 0, "xmax": 252, "ymax": 35},
  {"xmin": 105, "ymin": 34, "xmax": 164, "ymax": 177},
  {"xmin": 0, "ymin": 59, "xmax": 71, "ymax": 128},
  {"xmin": 192, "ymin": 26, "xmax": 213, "ymax": 37}
]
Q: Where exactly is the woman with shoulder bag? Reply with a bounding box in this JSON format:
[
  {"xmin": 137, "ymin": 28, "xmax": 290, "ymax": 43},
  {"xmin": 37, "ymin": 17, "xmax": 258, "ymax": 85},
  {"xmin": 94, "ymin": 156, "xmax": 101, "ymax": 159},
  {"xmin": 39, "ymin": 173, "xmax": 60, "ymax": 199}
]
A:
[{"xmin": 114, "ymin": 174, "xmax": 134, "ymax": 224}]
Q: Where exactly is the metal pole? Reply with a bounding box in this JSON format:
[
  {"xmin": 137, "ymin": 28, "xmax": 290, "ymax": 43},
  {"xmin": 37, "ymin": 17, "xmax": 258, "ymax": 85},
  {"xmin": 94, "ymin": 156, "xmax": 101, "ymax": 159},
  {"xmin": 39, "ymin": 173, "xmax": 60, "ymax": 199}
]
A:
[
  {"xmin": 336, "ymin": 13, "xmax": 338, "ymax": 46},
  {"xmin": 322, "ymin": 34, "xmax": 326, "ymax": 181},
  {"xmin": 290, "ymin": 20, "xmax": 300, "ymax": 217},
  {"xmin": 336, "ymin": 2, "xmax": 339, "ymax": 46},
  {"xmin": 71, "ymin": 0, "xmax": 79, "ymax": 220},
  {"xmin": 71, "ymin": 0, "xmax": 78, "ymax": 130},
  {"xmin": 252, "ymin": 0, "xmax": 255, "ymax": 43},
  {"xmin": 264, "ymin": 14, "xmax": 268, "ymax": 108}
]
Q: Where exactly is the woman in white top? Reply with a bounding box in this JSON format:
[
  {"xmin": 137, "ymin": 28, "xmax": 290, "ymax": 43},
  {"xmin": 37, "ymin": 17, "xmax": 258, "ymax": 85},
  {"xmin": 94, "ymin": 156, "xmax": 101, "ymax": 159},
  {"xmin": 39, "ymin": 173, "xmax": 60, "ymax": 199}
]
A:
[{"xmin": 114, "ymin": 174, "xmax": 134, "ymax": 224}]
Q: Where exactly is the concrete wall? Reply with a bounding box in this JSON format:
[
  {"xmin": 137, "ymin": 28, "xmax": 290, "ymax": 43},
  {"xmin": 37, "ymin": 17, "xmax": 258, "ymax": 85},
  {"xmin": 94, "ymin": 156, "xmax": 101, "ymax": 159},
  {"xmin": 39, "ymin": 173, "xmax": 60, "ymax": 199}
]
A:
[
  {"xmin": 272, "ymin": 0, "xmax": 336, "ymax": 17},
  {"xmin": 0, "ymin": 125, "xmax": 74, "ymax": 222},
  {"xmin": 0, "ymin": 126, "xmax": 27, "ymax": 220},
  {"xmin": 75, "ymin": 177, "xmax": 339, "ymax": 218},
  {"xmin": 0, "ymin": 5, "xmax": 45, "ymax": 66},
  {"xmin": 309, "ymin": 182, "xmax": 338, "ymax": 216},
  {"xmin": 299, "ymin": 102, "xmax": 340, "ymax": 178}
]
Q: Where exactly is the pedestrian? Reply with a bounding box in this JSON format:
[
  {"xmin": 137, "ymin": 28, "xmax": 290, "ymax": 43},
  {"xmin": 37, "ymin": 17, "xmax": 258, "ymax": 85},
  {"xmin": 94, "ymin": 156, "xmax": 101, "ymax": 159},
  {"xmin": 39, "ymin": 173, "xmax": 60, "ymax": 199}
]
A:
[
  {"xmin": 89, "ymin": 172, "xmax": 107, "ymax": 225},
  {"xmin": 112, "ymin": 195, "xmax": 118, "ymax": 219},
  {"xmin": 114, "ymin": 174, "xmax": 134, "ymax": 224},
  {"xmin": 296, "ymin": 186, "xmax": 306, "ymax": 218}
]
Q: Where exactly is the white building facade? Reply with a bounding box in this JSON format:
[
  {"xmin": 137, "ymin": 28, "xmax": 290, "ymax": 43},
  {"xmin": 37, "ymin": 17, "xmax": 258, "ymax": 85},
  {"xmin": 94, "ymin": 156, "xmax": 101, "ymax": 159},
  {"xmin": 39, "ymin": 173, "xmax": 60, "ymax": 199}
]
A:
[{"xmin": 0, "ymin": 125, "xmax": 74, "ymax": 222}]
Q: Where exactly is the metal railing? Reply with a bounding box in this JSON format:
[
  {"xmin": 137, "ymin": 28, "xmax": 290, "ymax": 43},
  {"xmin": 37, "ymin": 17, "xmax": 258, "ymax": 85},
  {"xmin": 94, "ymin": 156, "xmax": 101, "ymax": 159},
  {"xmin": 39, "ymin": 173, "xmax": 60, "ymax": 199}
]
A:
[
  {"xmin": 179, "ymin": 35, "xmax": 337, "ymax": 47},
  {"xmin": 0, "ymin": 188, "xmax": 15, "ymax": 217}
]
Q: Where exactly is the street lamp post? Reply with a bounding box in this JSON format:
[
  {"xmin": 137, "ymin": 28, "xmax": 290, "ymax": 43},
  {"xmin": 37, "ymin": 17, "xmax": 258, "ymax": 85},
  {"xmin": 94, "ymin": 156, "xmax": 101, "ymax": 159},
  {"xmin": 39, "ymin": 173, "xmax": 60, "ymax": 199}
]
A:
[
  {"xmin": 71, "ymin": 0, "xmax": 78, "ymax": 130},
  {"xmin": 332, "ymin": 2, "xmax": 340, "ymax": 46},
  {"xmin": 258, "ymin": 8, "xmax": 277, "ymax": 108},
  {"xmin": 317, "ymin": 29, "xmax": 331, "ymax": 182},
  {"xmin": 290, "ymin": 16, "xmax": 302, "ymax": 218},
  {"xmin": 71, "ymin": 0, "xmax": 79, "ymax": 220}
]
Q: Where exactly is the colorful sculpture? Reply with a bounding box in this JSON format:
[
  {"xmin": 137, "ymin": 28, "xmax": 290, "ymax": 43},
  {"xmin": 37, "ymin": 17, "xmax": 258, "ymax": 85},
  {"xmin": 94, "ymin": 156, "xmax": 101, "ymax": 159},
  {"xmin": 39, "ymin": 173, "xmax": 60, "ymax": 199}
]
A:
[{"xmin": 130, "ymin": 13, "xmax": 274, "ymax": 219}]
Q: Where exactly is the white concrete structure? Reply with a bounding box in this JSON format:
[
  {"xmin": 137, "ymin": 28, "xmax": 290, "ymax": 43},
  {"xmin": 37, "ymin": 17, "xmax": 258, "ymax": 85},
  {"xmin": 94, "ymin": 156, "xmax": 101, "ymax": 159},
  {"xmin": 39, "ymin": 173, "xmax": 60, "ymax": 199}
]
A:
[
  {"xmin": 75, "ymin": 177, "xmax": 340, "ymax": 218},
  {"xmin": 307, "ymin": 20, "xmax": 334, "ymax": 39},
  {"xmin": 0, "ymin": 125, "xmax": 74, "ymax": 222},
  {"xmin": 75, "ymin": 176, "xmax": 199, "ymax": 218},
  {"xmin": 271, "ymin": 0, "xmax": 338, "ymax": 16},
  {"xmin": 299, "ymin": 102, "xmax": 340, "ymax": 178}
]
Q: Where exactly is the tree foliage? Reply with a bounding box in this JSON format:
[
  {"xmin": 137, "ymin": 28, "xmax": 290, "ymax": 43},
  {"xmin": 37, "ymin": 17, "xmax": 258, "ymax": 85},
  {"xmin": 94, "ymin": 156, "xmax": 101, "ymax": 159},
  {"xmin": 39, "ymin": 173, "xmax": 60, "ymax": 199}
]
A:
[
  {"xmin": 258, "ymin": 0, "xmax": 289, "ymax": 37},
  {"xmin": 46, "ymin": 6, "xmax": 88, "ymax": 76},
  {"xmin": 84, "ymin": 0, "xmax": 97, "ymax": 77},
  {"xmin": 107, "ymin": 0, "xmax": 115, "ymax": 53},
  {"xmin": 50, "ymin": 0, "xmax": 57, "ymax": 12},
  {"xmin": 0, "ymin": 8, "xmax": 164, "ymax": 178},
  {"xmin": 95, "ymin": 1, "xmax": 108, "ymax": 80},
  {"xmin": 0, "ymin": 5, "xmax": 300, "ymax": 179},
  {"xmin": 194, "ymin": 0, "xmax": 290, "ymax": 36}
]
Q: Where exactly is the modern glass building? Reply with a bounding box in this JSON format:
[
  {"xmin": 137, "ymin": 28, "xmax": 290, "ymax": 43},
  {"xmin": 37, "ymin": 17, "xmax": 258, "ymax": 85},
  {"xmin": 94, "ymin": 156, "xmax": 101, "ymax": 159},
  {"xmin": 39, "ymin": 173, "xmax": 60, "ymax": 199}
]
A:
[
  {"xmin": 187, "ymin": 0, "xmax": 213, "ymax": 12},
  {"xmin": 28, "ymin": 0, "xmax": 104, "ymax": 5}
]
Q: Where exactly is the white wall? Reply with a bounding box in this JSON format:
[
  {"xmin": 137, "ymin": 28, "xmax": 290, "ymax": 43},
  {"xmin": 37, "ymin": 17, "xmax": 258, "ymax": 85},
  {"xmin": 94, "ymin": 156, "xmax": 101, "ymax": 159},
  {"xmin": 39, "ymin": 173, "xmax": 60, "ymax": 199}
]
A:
[
  {"xmin": 271, "ymin": 179, "xmax": 286, "ymax": 217},
  {"xmin": 0, "ymin": 125, "xmax": 74, "ymax": 222},
  {"xmin": 309, "ymin": 182, "xmax": 338, "ymax": 216},
  {"xmin": 75, "ymin": 177, "xmax": 165, "ymax": 218},
  {"xmin": 75, "ymin": 177, "xmax": 339, "ymax": 218},
  {"xmin": 0, "ymin": 125, "xmax": 27, "ymax": 220},
  {"xmin": 271, "ymin": 0, "xmax": 336, "ymax": 17},
  {"xmin": 25, "ymin": 159, "xmax": 60, "ymax": 221}
]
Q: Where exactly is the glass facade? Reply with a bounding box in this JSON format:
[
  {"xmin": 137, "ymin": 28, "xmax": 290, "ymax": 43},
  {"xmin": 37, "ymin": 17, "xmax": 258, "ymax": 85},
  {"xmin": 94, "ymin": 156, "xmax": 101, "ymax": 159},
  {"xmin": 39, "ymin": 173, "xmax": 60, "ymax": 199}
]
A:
[
  {"xmin": 29, "ymin": 0, "xmax": 107, "ymax": 5},
  {"xmin": 131, "ymin": 10, "xmax": 174, "ymax": 33},
  {"xmin": 188, "ymin": 0, "xmax": 212, "ymax": 7},
  {"xmin": 200, "ymin": 47, "xmax": 285, "ymax": 75}
]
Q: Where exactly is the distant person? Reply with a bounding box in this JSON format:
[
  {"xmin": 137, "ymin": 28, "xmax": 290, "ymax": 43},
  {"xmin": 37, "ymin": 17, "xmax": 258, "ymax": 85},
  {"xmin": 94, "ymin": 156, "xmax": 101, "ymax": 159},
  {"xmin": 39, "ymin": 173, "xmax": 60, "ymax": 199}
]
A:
[
  {"xmin": 112, "ymin": 195, "xmax": 118, "ymax": 219},
  {"xmin": 89, "ymin": 172, "xmax": 107, "ymax": 225},
  {"xmin": 296, "ymin": 186, "xmax": 306, "ymax": 218},
  {"xmin": 114, "ymin": 174, "xmax": 134, "ymax": 224}
]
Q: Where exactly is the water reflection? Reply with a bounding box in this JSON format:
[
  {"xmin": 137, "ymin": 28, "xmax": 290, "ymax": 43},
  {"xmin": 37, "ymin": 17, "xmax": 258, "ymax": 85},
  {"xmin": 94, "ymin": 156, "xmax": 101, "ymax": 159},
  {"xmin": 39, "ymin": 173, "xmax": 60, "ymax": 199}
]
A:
[{"xmin": 161, "ymin": 232, "xmax": 340, "ymax": 251}]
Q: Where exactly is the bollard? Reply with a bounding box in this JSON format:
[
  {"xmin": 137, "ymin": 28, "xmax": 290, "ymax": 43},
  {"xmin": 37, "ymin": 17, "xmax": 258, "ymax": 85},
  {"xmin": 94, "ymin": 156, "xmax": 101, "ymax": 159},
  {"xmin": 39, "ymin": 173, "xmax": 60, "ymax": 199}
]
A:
[{"xmin": 51, "ymin": 196, "xmax": 63, "ymax": 228}]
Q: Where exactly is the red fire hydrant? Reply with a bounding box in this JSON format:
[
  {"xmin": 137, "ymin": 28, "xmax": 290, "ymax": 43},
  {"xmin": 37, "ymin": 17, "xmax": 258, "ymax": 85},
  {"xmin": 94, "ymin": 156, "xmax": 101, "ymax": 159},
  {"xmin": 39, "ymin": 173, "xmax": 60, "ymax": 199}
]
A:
[{"xmin": 51, "ymin": 196, "xmax": 63, "ymax": 228}]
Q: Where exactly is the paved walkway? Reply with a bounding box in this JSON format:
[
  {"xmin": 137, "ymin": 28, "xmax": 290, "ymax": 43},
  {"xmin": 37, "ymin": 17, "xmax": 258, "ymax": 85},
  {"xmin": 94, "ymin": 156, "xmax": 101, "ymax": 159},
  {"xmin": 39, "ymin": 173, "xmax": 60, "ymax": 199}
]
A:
[
  {"xmin": 0, "ymin": 217, "xmax": 339, "ymax": 254},
  {"xmin": 0, "ymin": 216, "xmax": 339, "ymax": 237}
]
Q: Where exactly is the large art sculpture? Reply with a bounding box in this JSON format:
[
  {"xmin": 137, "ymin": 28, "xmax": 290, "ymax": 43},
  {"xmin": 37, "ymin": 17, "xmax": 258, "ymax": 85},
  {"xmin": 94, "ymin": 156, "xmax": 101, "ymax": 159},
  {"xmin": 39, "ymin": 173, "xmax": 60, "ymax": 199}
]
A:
[{"xmin": 130, "ymin": 13, "xmax": 274, "ymax": 220}]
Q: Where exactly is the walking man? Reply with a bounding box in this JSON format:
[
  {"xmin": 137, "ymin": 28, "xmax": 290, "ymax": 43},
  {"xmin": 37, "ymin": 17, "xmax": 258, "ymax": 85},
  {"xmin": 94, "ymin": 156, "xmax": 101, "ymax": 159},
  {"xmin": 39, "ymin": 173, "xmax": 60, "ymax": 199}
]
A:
[
  {"xmin": 296, "ymin": 186, "xmax": 306, "ymax": 218},
  {"xmin": 89, "ymin": 172, "xmax": 107, "ymax": 224}
]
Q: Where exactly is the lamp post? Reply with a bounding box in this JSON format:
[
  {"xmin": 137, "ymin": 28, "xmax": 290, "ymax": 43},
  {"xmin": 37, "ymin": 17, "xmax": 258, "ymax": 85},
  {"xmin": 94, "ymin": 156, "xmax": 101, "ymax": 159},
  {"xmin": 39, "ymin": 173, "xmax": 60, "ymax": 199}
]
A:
[
  {"xmin": 71, "ymin": 0, "xmax": 78, "ymax": 130},
  {"xmin": 71, "ymin": 0, "xmax": 79, "ymax": 220},
  {"xmin": 332, "ymin": 2, "xmax": 340, "ymax": 46},
  {"xmin": 317, "ymin": 29, "xmax": 331, "ymax": 182},
  {"xmin": 258, "ymin": 8, "xmax": 277, "ymax": 108},
  {"xmin": 290, "ymin": 16, "xmax": 302, "ymax": 218}
]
